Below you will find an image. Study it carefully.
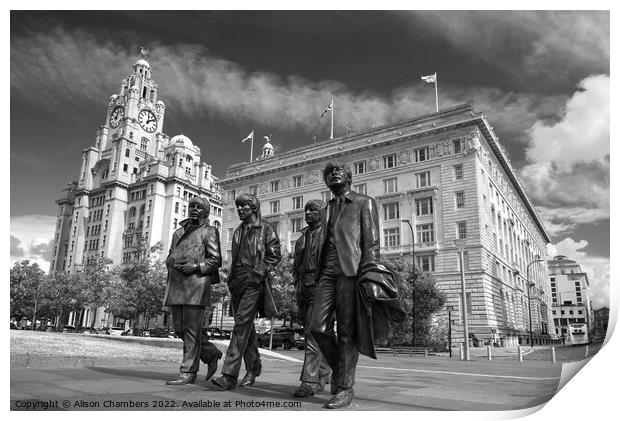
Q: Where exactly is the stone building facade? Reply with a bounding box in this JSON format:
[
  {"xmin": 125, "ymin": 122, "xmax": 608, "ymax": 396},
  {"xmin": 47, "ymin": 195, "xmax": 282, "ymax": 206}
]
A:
[
  {"xmin": 50, "ymin": 56, "xmax": 222, "ymax": 328},
  {"xmin": 219, "ymin": 104, "xmax": 554, "ymax": 346}
]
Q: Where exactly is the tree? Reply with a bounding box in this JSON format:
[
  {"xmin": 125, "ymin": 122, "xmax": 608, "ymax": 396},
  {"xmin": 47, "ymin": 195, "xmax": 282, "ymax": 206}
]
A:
[
  {"xmin": 82, "ymin": 256, "xmax": 117, "ymax": 329},
  {"xmin": 384, "ymin": 257, "xmax": 447, "ymax": 346},
  {"xmin": 10, "ymin": 260, "xmax": 47, "ymax": 326},
  {"xmin": 44, "ymin": 271, "xmax": 84, "ymax": 330},
  {"xmin": 270, "ymin": 251, "xmax": 299, "ymax": 326},
  {"xmin": 113, "ymin": 237, "xmax": 167, "ymax": 329}
]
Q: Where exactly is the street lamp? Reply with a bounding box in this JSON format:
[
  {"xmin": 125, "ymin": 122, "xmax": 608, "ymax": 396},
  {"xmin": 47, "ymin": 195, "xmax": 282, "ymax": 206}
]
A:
[
  {"xmin": 454, "ymin": 238, "xmax": 469, "ymax": 361},
  {"xmin": 446, "ymin": 305, "xmax": 454, "ymax": 358},
  {"xmin": 401, "ymin": 219, "xmax": 415, "ymax": 346},
  {"xmin": 526, "ymin": 255, "xmax": 544, "ymax": 348}
]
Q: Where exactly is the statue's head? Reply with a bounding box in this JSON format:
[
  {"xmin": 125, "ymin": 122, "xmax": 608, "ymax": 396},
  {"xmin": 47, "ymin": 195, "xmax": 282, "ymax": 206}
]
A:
[
  {"xmin": 323, "ymin": 162, "xmax": 352, "ymax": 191},
  {"xmin": 235, "ymin": 193, "xmax": 261, "ymax": 221},
  {"xmin": 304, "ymin": 199, "xmax": 324, "ymax": 227},
  {"xmin": 189, "ymin": 196, "xmax": 210, "ymax": 222}
]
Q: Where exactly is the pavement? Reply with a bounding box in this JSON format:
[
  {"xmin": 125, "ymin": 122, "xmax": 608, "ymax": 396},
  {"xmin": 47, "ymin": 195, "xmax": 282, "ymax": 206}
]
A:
[{"xmin": 10, "ymin": 340, "xmax": 566, "ymax": 411}]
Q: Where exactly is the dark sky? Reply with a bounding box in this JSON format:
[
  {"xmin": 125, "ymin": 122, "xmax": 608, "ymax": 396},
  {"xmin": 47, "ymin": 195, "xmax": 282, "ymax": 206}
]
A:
[{"xmin": 9, "ymin": 10, "xmax": 610, "ymax": 306}]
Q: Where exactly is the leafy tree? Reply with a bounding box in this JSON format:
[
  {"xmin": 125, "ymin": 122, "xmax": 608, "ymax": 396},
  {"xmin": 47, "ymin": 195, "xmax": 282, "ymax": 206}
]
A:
[
  {"xmin": 82, "ymin": 256, "xmax": 117, "ymax": 329},
  {"xmin": 44, "ymin": 271, "xmax": 84, "ymax": 330},
  {"xmin": 10, "ymin": 260, "xmax": 47, "ymax": 326},
  {"xmin": 270, "ymin": 251, "xmax": 300, "ymax": 326},
  {"xmin": 384, "ymin": 257, "xmax": 447, "ymax": 346},
  {"xmin": 112, "ymin": 237, "xmax": 167, "ymax": 329}
]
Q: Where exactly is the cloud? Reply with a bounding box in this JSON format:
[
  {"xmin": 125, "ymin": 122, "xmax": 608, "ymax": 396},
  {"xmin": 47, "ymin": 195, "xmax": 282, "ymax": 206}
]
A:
[
  {"xmin": 400, "ymin": 11, "xmax": 609, "ymax": 86},
  {"xmin": 10, "ymin": 215, "xmax": 57, "ymax": 272},
  {"xmin": 10, "ymin": 235, "xmax": 25, "ymax": 258},
  {"xmin": 519, "ymin": 75, "xmax": 609, "ymax": 233},
  {"xmin": 526, "ymin": 75, "xmax": 609, "ymax": 170},
  {"xmin": 10, "ymin": 25, "xmax": 569, "ymax": 149},
  {"xmin": 547, "ymin": 238, "xmax": 609, "ymax": 309}
]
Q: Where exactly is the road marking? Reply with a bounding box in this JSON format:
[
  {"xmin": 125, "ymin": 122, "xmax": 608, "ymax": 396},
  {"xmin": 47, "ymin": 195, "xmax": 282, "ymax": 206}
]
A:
[
  {"xmin": 357, "ymin": 365, "xmax": 560, "ymax": 381},
  {"xmin": 211, "ymin": 340, "xmax": 303, "ymax": 363}
]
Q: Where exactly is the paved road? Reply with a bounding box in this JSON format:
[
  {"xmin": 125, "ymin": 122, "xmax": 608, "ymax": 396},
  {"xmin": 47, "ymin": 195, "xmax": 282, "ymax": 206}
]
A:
[{"xmin": 11, "ymin": 347, "xmax": 563, "ymax": 411}]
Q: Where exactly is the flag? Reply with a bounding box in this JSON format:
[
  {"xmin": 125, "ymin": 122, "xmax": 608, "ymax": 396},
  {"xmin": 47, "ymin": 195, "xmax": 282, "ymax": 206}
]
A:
[
  {"xmin": 242, "ymin": 130, "xmax": 254, "ymax": 143},
  {"xmin": 320, "ymin": 101, "xmax": 333, "ymax": 118},
  {"xmin": 263, "ymin": 135, "xmax": 271, "ymax": 142},
  {"xmin": 421, "ymin": 73, "xmax": 436, "ymax": 83}
]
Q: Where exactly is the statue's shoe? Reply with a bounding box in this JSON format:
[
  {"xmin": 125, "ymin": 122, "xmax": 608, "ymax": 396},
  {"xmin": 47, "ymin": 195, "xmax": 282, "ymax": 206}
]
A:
[
  {"xmin": 325, "ymin": 388, "xmax": 354, "ymax": 409},
  {"xmin": 165, "ymin": 372, "xmax": 196, "ymax": 386},
  {"xmin": 212, "ymin": 375, "xmax": 236, "ymax": 390},
  {"xmin": 205, "ymin": 350, "xmax": 223, "ymax": 381}
]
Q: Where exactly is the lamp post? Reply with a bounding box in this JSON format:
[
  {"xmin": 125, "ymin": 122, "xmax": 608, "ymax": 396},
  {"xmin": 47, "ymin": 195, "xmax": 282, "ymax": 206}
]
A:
[
  {"xmin": 446, "ymin": 305, "xmax": 454, "ymax": 358},
  {"xmin": 401, "ymin": 219, "xmax": 415, "ymax": 346},
  {"xmin": 454, "ymin": 238, "xmax": 469, "ymax": 361},
  {"xmin": 526, "ymin": 255, "xmax": 544, "ymax": 348}
]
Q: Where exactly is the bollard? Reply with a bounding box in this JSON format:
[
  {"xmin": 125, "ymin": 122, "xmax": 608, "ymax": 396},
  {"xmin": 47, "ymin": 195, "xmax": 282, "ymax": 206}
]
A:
[
  {"xmin": 584, "ymin": 345, "xmax": 589, "ymax": 358},
  {"xmin": 460, "ymin": 344, "xmax": 464, "ymax": 360},
  {"xmin": 487, "ymin": 345, "xmax": 492, "ymax": 361},
  {"xmin": 517, "ymin": 345, "xmax": 523, "ymax": 362},
  {"xmin": 551, "ymin": 347, "xmax": 556, "ymax": 364}
]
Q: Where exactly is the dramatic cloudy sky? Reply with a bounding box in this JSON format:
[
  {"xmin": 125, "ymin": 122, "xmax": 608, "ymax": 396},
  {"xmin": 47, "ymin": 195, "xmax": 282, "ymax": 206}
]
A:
[{"xmin": 9, "ymin": 10, "xmax": 610, "ymax": 308}]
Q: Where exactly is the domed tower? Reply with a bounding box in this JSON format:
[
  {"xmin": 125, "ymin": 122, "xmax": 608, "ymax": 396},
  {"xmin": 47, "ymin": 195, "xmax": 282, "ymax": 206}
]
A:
[{"xmin": 259, "ymin": 136, "xmax": 274, "ymax": 159}]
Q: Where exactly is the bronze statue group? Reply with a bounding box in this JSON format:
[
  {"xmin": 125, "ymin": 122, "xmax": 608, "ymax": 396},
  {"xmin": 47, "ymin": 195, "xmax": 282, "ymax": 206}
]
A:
[{"xmin": 163, "ymin": 162, "xmax": 405, "ymax": 409}]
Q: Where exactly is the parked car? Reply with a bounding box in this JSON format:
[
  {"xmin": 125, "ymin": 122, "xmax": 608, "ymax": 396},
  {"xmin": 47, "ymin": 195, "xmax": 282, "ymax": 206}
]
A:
[
  {"xmin": 257, "ymin": 327, "xmax": 304, "ymax": 350},
  {"xmin": 204, "ymin": 326, "xmax": 227, "ymax": 339},
  {"xmin": 294, "ymin": 330, "xmax": 305, "ymax": 350},
  {"xmin": 107, "ymin": 327, "xmax": 124, "ymax": 336},
  {"xmin": 62, "ymin": 325, "xmax": 76, "ymax": 333},
  {"xmin": 148, "ymin": 327, "xmax": 176, "ymax": 338}
]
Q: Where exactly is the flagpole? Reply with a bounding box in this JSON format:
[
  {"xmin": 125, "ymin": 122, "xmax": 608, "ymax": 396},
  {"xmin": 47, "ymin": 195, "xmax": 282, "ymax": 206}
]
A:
[
  {"xmin": 250, "ymin": 132, "xmax": 254, "ymax": 162},
  {"xmin": 434, "ymin": 73, "xmax": 439, "ymax": 112},
  {"xmin": 330, "ymin": 97, "xmax": 334, "ymax": 139}
]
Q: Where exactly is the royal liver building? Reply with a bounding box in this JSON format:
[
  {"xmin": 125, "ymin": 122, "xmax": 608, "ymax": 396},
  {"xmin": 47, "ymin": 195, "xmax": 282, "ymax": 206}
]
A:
[{"xmin": 50, "ymin": 54, "xmax": 223, "ymax": 284}]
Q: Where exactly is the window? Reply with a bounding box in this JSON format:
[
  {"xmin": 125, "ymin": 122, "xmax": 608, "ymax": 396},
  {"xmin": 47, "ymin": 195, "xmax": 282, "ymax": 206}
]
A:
[
  {"xmin": 141, "ymin": 138, "xmax": 148, "ymax": 151},
  {"xmin": 457, "ymin": 221, "xmax": 467, "ymax": 239},
  {"xmin": 453, "ymin": 139, "xmax": 462, "ymax": 154},
  {"xmin": 182, "ymin": 205, "xmax": 187, "ymax": 217},
  {"xmin": 270, "ymin": 200, "xmax": 280, "ymax": 214},
  {"xmin": 416, "ymin": 223, "xmax": 435, "ymax": 243},
  {"xmin": 383, "ymin": 178, "xmax": 397, "ymax": 193},
  {"xmin": 353, "ymin": 183, "xmax": 367, "ymax": 195},
  {"xmin": 146, "ymin": 216, "xmax": 150, "ymax": 227},
  {"xmin": 291, "ymin": 217, "xmax": 303, "ymax": 233},
  {"xmin": 147, "ymin": 200, "xmax": 152, "ymax": 211},
  {"xmin": 383, "ymin": 228, "xmax": 400, "ymax": 247},
  {"xmin": 173, "ymin": 218, "xmax": 178, "ymax": 229},
  {"xmin": 272, "ymin": 221, "xmax": 280, "ymax": 236},
  {"xmin": 416, "ymin": 255, "xmax": 435, "ymax": 272},
  {"xmin": 249, "ymin": 185, "xmax": 258, "ymax": 196},
  {"xmin": 383, "ymin": 154, "xmax": 397, "ymax": 169},
  {"xmin": 123, "ymin": 164, "xmax": 128, "ymax": 172},
  {"xmin": 292, "ymin": 196, "xmax": 303, "ymax": 209},
  {"xmin": 229, "ymin": 190, "xmax": 236, "ymax": 201},
  {"xmin": 125, "ymin": 148, "xmax": 130, "ymax": 157},
  {"xmin": 414, "ymin": 147, "xmax": 429, "ymax": 162},
  {"xmin": 293, "ymin": 175, "xmax": 303, "ymax": 188},
  {"xmin": 416, "ymin": 171, "xmax": 431, "ymax": 188},
  {"xmin": 174, "ymin": 202, "xmax": 179, "ymax": 213},
  {"xmin": 455, "ymin": 191, "xmax": 465, "ymax": 209},
  {"xmin": 454, "ymin": 164, "xmax": 463, "ymax": 180},
  {"xmin": 129, "ymin": 207, "xmax": 136, "ymax": 218},
  {"xmin": 106, "ymin": 204, "xmax": 110, "ymax": 216},
  {"xmin": 383, "ymin": 202, "xmax": 400, "ymax": 220},
  {"xmin": 353, "ymin": 161, "xmax": 366, "ymax": 175},
  {"xmin": 270, "ymin": 181, "xmax": 279, "ymax": 193}
]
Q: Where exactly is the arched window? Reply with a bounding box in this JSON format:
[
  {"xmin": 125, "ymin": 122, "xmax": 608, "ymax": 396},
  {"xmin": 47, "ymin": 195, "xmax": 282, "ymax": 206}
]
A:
[{"xmin": 213, "ymin": 220, "xmax": 221, "ymax": 229}]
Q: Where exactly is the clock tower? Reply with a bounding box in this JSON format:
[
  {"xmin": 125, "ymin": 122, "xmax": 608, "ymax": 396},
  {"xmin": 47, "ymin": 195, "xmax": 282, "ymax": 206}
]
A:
[{"xmin": 50, "ymin": 52, "xmax": 223, "ymax": 331}]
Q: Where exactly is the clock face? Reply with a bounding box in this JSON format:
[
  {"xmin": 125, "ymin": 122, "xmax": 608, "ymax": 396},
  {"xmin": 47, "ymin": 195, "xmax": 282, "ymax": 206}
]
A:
[
  {"xmin": 138, "ymin": 109, "xmax": 157, "ymax": 133},
  {"xmin": 109, "ymin": 106, "xmax": 124, "ymax": 128}
]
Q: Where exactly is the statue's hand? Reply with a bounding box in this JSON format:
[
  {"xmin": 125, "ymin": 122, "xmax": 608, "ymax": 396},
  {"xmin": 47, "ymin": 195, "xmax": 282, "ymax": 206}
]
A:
[{"xmin": 174, "ymin": 259, "xmax": 199, "ymax": 275}]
